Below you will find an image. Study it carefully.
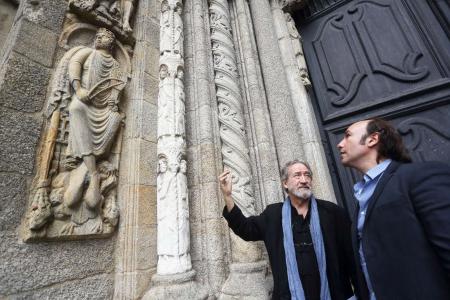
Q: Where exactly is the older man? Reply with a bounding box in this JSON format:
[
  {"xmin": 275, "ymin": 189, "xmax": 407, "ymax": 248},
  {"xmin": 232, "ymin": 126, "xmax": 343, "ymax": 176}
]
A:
[
  {"xmin": 337, "ymin": 118, "xmax": 450, "ymax": 300},
  {"xmin": 219, "ymin": 160, "xmax": 357, "ymax": 300}
]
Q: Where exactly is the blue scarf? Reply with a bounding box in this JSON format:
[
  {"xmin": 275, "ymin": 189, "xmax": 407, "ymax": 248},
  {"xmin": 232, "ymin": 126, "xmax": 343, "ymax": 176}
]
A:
[{"xmin": 282, "ymin": 196, "xmax": 331, "ymax": 300}]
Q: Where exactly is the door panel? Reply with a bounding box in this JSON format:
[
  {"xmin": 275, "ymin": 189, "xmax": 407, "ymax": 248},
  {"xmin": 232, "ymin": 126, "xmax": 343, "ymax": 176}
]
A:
[{"xmin": 295, "ymin": 0, "xmax": 450, "ymax": 215}]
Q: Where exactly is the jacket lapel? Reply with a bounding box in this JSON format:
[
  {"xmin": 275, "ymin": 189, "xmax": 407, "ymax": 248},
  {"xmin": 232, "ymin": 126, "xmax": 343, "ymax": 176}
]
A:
[{"xmin": 364, "ymin": 161, "xmax": 401, "ymax": 223}]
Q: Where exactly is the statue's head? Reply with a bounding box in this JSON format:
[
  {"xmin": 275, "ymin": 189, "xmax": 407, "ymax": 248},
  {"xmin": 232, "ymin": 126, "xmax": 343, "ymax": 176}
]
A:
[
  {"xmin": 180, "ymin": 159, "xmax": 187, "ymax": 173},
  {"xmin": 95, "ymin": 28, "xmax": 116, "ymax": 51},
  {"xmin": 175, "ymin": 3, "xmax": 182, "ymax": 14},
  {"xmin": 177, "ymin": 67, "xmax": 184, "ymax": 80},
  {"xmin": 160, "ymin": 64, "xmax": 168, "ymax": 79},
  {"xmin": 162, "ymin": 1, "xmax": 169, "ymax": 12},
  {"xmin": 158, "ymin": 157, "xmax": 168, "ymax": 173}
]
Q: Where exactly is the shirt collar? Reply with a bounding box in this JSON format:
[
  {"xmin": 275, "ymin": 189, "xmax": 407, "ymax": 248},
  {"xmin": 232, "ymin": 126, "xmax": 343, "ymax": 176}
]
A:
[{"xmin": 364, "ymin": 159, "xmax": 392, "ymax": 182}]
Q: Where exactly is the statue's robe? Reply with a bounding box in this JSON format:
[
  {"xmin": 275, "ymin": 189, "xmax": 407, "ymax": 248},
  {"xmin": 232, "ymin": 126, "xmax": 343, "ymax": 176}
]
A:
[{"xmin": 68, "ymin": 48, "xmax": 123, "ymax": 159}]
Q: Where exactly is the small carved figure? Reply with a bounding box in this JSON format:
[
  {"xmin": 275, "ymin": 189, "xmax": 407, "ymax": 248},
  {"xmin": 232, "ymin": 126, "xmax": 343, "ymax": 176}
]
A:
[
  {"xmin": 158, "ymin": 64, "xmax": 174, "ymax": 136},
  {"xmin": 174, "ymin": 67, "xmax": 185, "ymax": 136},
  {"xmin": 173, "ymin": 2, "xmax": 183, "ymax": 56},
  {"xmin": 285, "ymin": 13, "xmax": 311, "ymax": 86},
  {"xmin": 160, "ymin": 1, "xmax": 171, "ymax": 55}
]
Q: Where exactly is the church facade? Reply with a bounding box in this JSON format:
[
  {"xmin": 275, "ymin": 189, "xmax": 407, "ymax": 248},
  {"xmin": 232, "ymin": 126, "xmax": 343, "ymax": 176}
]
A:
[{"xmin": 0, "ymin": 0, "xmax": 448, "ymax": 298}]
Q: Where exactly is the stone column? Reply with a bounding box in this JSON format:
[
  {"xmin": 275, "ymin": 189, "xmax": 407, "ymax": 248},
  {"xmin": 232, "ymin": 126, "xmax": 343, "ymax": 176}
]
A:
[
  {"xmin": 247, "ymin": 0, "xmax": 305, "ymax": 166},
  {"xmin": 209, "ymin": 0, "xmax": 269, "ymax": 298},
  {"xmin": 232, "ymin": 0, "xmax": 283, "ymax": 208},
  {"xmin": 271, "ymin": 1, "xmax": 336, "ymax": 202},
  {"xmin": 143, "ymin": 0, "xmax": 207, "ymax": 298}
]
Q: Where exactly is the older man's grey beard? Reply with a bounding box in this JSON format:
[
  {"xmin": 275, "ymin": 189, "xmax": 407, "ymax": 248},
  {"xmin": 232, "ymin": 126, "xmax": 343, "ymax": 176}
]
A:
[{"xmin": 291, "ymin": 187, "xmax": 312, "ymax": 200}]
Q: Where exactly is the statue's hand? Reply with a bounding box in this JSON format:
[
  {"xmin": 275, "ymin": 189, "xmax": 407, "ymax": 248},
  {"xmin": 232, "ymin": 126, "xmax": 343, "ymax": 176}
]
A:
[{"xmin": 76, "ymin": 88, "xmax": 90, "ymax": 103}]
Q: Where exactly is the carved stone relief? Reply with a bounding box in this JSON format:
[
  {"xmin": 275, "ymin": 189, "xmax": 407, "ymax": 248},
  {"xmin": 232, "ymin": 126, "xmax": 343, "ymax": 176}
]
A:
[
  {"xmin": 285, "ymin": 12, "xmax": 311, "ymax": 86},
  {"xmin": 22, "ymin": 27, "xmax": 131, "ymax": 241},
  {"xmin": 155, "ymin": 0, "xmax": 192, "ymax": 276},
  {"xmin": 209, "ymin": 0, "xmax": 256, "ymax": 218},
  {"xmin": 68, "ymin": 0, "xmax": 136, "ymax": 44}
]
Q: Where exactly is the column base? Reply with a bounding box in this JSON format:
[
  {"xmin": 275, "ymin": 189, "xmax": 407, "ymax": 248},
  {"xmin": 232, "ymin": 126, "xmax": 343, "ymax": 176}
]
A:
[
  {"xmin": 219, "ymin": 261, "xmax": 272, "ymax": 299},
  {"xmin": 142, "ymin": 270, "xmax": 208, "ymax": 300}
]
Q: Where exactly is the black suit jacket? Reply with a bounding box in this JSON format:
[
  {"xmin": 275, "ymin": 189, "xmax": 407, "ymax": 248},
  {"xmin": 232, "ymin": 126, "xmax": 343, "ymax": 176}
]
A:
[
  {"xmin": 353, "ymin": 161, "xmax": 450, "ymax": 300},
  {"xmin": 223, "ymin": 199, "xmax": 357, "ymax": 300}
]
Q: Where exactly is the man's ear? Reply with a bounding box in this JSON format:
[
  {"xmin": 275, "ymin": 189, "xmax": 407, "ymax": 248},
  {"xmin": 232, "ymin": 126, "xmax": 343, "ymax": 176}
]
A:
[
  {"xmin": 282, "ymin": 180, "xmax": 288, "ymax": 190},
  {"xmin": 367, "ymin": 132, "xmax": 380, "ymax": 148}
]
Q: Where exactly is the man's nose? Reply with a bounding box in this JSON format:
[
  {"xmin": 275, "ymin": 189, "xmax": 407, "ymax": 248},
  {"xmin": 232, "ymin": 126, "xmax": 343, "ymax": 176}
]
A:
[{"xmin": 337, "ymin": 139, "xmax": 344, "ymax": 149}]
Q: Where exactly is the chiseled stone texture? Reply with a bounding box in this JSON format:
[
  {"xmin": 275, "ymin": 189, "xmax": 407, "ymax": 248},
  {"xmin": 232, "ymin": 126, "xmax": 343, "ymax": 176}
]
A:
[
  {"xmin": 6, "ymin": 273, "xmax": 114, "ymax": 300},
  {"xmin": 0, "ymin": 1, "xmax": 117, "ymax": 298},
  {"xmin": 0, "ymin": 108, "xmax": 42, "ymax": 174},
  {"xmin": 0, "ymin": 52, "xmax": 51, "ymax": 113},
  {"xmin": 0, "ymin": 231, "xmax": 115, "ymax": 297}
]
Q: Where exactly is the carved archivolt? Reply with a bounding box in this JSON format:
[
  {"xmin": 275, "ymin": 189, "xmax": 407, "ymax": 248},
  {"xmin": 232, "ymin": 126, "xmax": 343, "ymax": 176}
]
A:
[
  {"xmin": 209, "ymin": 0, "xmax": 256, "ymax": 216},
  {"xmin": 156, "ymin": 0, "xmax": 192, "ymax": 275},
  {"xmin": 23, "ymin": 27, "xmax": 130, "ymax": 241}
]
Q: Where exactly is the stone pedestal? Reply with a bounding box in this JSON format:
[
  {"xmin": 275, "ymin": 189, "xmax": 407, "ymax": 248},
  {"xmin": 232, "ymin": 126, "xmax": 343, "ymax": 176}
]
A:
[
  {"xmin": 143, "ymin": 270, "xmax": 208, "ymax": 300},
  {"xmin": 219, "ymin": 261, "xmax": 270, "ymax": 299}
]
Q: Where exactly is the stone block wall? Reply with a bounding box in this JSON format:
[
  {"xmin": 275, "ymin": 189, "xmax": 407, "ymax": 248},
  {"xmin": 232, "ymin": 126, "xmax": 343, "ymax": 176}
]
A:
[{"xmin": 0, "ymin": 1, "xmax": 118, "ymax": 298}]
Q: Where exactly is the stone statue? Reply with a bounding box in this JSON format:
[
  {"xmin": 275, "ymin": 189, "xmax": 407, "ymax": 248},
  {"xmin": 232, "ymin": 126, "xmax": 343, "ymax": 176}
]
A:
[
  {"xmin": 173, "ymin": 3, "xmax": 183, "ymax": 57},
  {"xmin": 160, "ymin": 1, "xmax": 171, "ymax": 55},
  {"xmin": 174, "ymin": 67, "xmax": 185, "ymax": 136},
  {"xmin": 23, "ymin": 28, "xmax": 127, "ymax": 241},
  {"xmin": 285, "ymin": 12, "xmax": 311, "ymax": 86},
  {"xmin": 158, "ymin": 64, "xmax": 173, "ymax": 136},
  {"xmin": 63, "ymin": 28, "xmax": 124, "ymax": 212}
]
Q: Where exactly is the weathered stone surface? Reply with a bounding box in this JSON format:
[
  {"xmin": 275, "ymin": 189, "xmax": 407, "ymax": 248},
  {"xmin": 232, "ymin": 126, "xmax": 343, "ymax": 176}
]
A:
[
  {"xmin": 14, "ymin": 19, "xmax": 58, "ymax": 67},
  {"xmin": 0, "ymin": 231, "xmax": 115, "ymax": 295},
  {"xmin": 6, "ymin": 273, "xmax": 114, "ymax": 300},
  {"xmin": 0, "ymin": 173, "xmax": 27, "ymax": 231},
  {"xmin": 0, "ymin": 108, "xmax": 42, "ymax": 174},
  {"xmin": 0, "ymin": 52, "xmax": 51, "ymax": 113},
  {"xmin": 22, "ymin": 0, "xmax": 67, "ymax": 32},
  {"xmin": 0, "ymin": 0, "xmax": 17, "ymax": 49}
]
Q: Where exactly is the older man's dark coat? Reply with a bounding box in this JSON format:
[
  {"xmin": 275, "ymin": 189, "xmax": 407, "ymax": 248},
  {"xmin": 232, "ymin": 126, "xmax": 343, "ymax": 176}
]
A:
[{"xmin": 223, "ymin": 199, "xmax": 358, "ymax": 300}]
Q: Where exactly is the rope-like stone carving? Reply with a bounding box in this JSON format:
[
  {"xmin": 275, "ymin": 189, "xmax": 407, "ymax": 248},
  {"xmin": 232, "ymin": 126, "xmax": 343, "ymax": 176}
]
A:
[
  {"xmin": 209, "ymin": 0, "xmax": 256, "ymax": 216},
  {"xmin": 156, "ymin": 0, "xmax": 191, "ymax": 275}
]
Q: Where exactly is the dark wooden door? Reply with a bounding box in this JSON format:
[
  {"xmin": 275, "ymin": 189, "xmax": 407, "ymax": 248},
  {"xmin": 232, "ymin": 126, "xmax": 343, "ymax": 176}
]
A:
[{"xmin": 294, "ymin": 0, "xmax": 450, "ymax": 216}]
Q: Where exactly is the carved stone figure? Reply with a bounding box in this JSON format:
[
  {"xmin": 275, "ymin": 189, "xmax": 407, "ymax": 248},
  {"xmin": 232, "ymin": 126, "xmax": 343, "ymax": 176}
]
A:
[
  {"xmin": 174, "ymin": 67, "xmax": 185, "ymax": 136},
  {"xmin": 23, "ymin": 28, "xmax": 128, "ymax": 241},
  {"xmin": 173, "ymin": 3, "xmax": 183, "ymax": 57},
  {"xmin": 69, "ymin": 0, "xmax": 136, "ymax": 44},
  {"xmin": 158, "ymin": 64, "xmax": 173, "ymax": 136},
  {"xmin": 154, "ymin": 0, "xmax": 193, "ymax": 277},
  {"xmin": 156, "ymin": 141, "xmax": 192, "ymax": 275},
  {"xmin": 285, "ymin": 12, "xmax": 311, "ymax": 86},
  {"xmin": 160, "ymin": 1, "xmax": 171, "ymax": 55}
]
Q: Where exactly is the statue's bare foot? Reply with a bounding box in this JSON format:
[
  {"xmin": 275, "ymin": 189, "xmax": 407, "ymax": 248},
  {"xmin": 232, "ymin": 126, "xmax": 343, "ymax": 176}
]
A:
[
  {"xmin": 60, "ymin": 222, "xmax": 77, "ymax": 235},
  {"xmin": 85, "ymin": 172, "xmax": 101, "ymax": 209},
  {"xmin": 123, "ymin": 22, "xmax": 132, "ymax": 33},
  {"xmin": 90, "ymin": 218, "xmax": 103, "ymax": 233}
]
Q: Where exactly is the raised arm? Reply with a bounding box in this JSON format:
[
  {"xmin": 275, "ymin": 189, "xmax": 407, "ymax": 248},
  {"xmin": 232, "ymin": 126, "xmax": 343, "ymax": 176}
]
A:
[{"xmin": 218, "ymin": 170, "xmax": 234, "ymax": 212}]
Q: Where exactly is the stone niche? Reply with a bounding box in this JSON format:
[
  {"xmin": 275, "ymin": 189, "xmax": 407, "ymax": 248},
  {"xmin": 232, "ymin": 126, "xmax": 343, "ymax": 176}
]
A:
[
  {"xmin": 21, "ymin": 5, "xmax": 134, "ymax": 242},
  {"xmin": 0, "ymin": 0, "xmax": 18, "ymax": 50}
]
